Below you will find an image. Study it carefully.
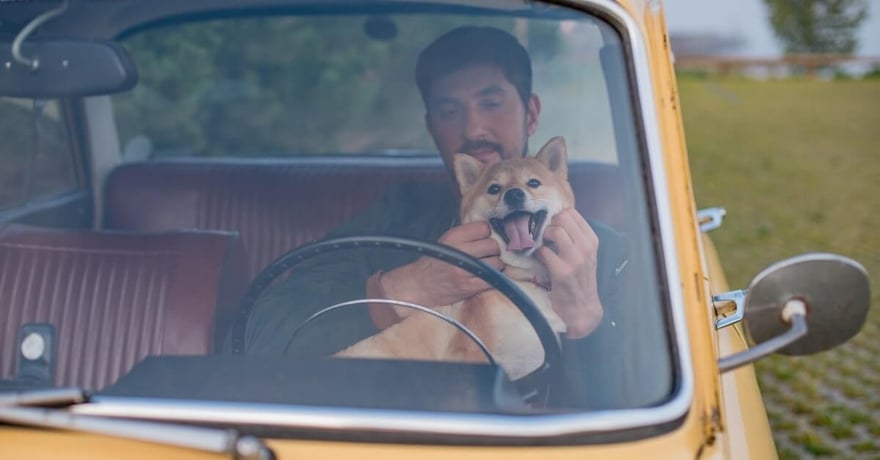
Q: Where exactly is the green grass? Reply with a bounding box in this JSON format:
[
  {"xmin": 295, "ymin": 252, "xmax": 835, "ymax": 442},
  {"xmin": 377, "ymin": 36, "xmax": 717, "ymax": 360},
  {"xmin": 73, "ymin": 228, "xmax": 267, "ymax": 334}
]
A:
[{"xmin": 679, "ymin": 77, "xmax": 880, "ymax": 458}]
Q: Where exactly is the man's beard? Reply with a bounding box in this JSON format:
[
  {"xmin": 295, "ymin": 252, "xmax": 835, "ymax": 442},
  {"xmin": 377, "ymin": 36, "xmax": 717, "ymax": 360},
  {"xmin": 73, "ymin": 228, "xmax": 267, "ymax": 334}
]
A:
[
  {"xmin": 458, "ymin": 132, "xmax": 529, "ymax": 159},
  {"xmin": 458, "ymin": 139, "xmax": 504, "ymax": 156}
]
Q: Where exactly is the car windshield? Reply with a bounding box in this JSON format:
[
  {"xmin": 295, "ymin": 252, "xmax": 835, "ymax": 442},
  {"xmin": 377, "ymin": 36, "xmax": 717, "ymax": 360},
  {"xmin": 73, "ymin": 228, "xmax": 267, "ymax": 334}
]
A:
[{"xmin": 0, "ymin": 0, "xmax": 678, "ymax": 437}]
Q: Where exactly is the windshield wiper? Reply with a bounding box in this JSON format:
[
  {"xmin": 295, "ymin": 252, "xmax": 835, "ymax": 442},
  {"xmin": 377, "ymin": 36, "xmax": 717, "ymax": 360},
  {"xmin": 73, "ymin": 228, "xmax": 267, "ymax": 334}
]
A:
[
  {"xmin": 0, "ymin": 388, "xmax": 275, "ymax": 460},
  {"xmin": 0, "ymin": 387, "xmax": 87, "ymax": 406}
]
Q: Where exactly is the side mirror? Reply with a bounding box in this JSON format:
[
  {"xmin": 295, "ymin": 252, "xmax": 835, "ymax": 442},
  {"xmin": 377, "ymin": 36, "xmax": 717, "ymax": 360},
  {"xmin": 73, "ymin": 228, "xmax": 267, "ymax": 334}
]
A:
[{"xmin": 718, "ymin": 253, "xmax": 870, "ymax": 373}]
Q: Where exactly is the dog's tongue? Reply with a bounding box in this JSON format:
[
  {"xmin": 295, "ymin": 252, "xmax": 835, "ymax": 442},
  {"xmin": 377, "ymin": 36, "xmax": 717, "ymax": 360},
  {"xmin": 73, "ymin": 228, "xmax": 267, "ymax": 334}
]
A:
[{"xmin": 504, "ymin": 214, "xmax": 535, "ymax": 251}]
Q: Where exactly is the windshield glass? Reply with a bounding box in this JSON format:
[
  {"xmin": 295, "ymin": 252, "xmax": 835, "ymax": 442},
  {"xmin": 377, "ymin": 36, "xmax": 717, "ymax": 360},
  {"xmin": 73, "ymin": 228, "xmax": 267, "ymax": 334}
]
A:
[{"xmin": 0, "ymin": 0, "xmax": 675, "ymax": 429}]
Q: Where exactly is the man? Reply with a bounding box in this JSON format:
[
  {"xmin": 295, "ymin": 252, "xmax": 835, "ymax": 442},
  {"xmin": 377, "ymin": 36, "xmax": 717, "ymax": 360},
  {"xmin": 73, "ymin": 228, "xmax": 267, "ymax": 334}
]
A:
[
  {"xmin": 245, "ymin": 27, "xmax": 627, "ymax": 400},
  {"xmin": 366, "ymin": 26, "xmax": 608, "ymax": 340}
]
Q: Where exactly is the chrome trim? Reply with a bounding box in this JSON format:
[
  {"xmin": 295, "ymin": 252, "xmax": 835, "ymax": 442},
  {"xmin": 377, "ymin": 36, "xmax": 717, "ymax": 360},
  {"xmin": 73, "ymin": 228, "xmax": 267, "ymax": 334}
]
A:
[
  {"xmin": 714, "ymin": 289, "xmax": 746, "ymax": 329},
  {"xmin": 73, "ymin": 395, "xmax": 668, "ymax": 438},
  {"xmin": 750, "ymin": 251, "xmax": 869, "ymax": 282},
  {"xmin": 697, "ymin": 207, "xmax": 726, "ymax": 232},
  {"xmin": 72, "ymin": 0, "xmax": 695, "ymax": 440}
]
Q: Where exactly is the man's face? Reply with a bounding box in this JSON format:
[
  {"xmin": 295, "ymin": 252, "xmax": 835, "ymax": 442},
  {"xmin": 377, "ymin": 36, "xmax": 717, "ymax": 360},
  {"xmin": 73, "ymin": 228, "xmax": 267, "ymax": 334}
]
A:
[{"xmin": 425, "ymin": 65, "xmax": 540, "ymax": 178}]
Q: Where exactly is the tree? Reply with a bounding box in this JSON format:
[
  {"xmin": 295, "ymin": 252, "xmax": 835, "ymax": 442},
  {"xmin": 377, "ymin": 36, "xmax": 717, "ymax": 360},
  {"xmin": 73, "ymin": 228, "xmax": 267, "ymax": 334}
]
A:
[
  {"xmin": 114, "ymin": 15, "xmax": 524, "ymax": 157},
  {"xmin": 763, "ymin": 0, "xmax": 868, "ymax": 54}
]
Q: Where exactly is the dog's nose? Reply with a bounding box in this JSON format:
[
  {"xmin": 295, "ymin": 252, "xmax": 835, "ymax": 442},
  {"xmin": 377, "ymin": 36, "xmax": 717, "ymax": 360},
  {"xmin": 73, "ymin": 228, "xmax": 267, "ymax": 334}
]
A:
[{"xmin": 503, "ymin": 188, "xmax": 526, "ymax": 207}]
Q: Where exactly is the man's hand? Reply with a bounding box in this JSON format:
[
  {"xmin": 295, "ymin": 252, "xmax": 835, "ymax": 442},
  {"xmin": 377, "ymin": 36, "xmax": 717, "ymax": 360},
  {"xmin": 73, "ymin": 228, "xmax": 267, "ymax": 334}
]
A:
[
  {"xmin": 535, "ymin": 208, "xmax": 603, "ymax": 339},
  {"xmin": 381, "ymin": 221, "xmax": 502, "ymax": 309}
]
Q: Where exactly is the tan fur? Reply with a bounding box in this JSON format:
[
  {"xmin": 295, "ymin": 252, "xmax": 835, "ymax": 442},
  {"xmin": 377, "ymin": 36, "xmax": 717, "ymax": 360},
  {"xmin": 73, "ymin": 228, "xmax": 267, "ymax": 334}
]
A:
[{"xmin": 336, "ymin": 137, "xmax": 574, "ymax": 379}]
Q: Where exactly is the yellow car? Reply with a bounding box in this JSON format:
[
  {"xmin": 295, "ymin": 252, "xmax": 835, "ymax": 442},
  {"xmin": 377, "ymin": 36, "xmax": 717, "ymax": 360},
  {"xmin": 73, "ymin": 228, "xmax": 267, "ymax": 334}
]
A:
[{"xmin": 0, "ymin": 1, "xmax": 870, "ymax": 459}]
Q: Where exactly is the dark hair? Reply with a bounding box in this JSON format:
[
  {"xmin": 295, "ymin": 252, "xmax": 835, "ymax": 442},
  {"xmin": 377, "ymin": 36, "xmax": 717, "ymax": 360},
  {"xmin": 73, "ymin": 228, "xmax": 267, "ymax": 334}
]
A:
[{"xmin": 415, "ymin": 26, "xmax": 532, "ymax": 109}]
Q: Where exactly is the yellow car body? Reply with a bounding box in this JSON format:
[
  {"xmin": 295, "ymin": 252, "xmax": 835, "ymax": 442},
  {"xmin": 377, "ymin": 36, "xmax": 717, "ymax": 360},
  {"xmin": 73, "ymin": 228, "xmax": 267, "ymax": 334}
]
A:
[{"xmin": 0, "ymin": 1, "xmax": 867, "ymax": 459}]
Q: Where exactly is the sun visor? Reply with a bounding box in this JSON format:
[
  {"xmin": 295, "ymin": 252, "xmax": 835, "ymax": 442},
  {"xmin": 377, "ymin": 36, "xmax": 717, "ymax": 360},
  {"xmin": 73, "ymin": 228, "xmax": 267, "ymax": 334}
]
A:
[{"xmin": 0, "ymin": 39, "xmax": 137, "ymax": 98}]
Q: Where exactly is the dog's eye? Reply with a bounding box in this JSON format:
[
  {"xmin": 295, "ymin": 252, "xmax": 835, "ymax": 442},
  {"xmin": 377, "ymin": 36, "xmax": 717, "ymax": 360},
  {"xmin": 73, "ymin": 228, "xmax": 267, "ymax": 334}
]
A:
[
  {"xmin": 527, "ymin": 178, "xmax": 541, "ymax": 188},
  {"xmin": 487, "ymin": 184, "xmax": 502, "ymax": 195}
]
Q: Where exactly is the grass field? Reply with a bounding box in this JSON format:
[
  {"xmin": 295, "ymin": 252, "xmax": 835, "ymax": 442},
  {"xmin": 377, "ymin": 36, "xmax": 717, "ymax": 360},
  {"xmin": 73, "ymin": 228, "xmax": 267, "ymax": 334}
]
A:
[{"xmin": 678, "ymin": 77, "xmax": 880, "ymax": 459}]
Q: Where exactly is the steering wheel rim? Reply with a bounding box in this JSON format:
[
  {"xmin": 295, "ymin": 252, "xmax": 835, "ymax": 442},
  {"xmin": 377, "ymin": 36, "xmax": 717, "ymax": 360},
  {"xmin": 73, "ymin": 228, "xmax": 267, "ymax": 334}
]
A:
[{"xmin": 229, "ymin": 236, "xmax": 562, "ymax": 384}]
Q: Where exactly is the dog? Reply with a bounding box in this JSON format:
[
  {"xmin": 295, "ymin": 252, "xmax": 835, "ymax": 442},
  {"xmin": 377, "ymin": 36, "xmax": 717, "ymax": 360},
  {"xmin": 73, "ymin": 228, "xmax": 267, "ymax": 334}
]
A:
[{"xmin": 336, "ymin": 136, "xmax": 573, "ymax": 379}]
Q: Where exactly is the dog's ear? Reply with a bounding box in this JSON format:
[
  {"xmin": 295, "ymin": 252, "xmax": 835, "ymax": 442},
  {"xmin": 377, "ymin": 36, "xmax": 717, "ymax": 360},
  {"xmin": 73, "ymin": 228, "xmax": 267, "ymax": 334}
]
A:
[
  {"xmin": 535, "ymin": 136, "xmax": 568, "ymax": 180},
  {"xmin": 453, "ymin": 153, "xmax": 485, "ymax": 196}
]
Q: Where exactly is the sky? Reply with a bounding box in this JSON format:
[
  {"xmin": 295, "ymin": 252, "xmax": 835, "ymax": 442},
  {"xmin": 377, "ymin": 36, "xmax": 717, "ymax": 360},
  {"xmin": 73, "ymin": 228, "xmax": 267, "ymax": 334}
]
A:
[{"xmin": 662, "ymin": 0, "xmax": 880, "ymax": 57}]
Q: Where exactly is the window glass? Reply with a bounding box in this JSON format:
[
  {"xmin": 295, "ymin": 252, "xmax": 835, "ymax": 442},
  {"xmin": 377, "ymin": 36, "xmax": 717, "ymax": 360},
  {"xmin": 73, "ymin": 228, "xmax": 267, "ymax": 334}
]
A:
[
  {"xmin": 114, "ymin": 15, "xmax": 617, "ymax": 162},
  {"xmin": 105, "ymin": 8, "xmax": 672, "ymax": 413},
  {"xmin": 0, "ymin": 98, "xmax": 78, "ymax": 212},
  {"xmin": 2, "ymin": 3, "xmax": 676, "ymax": 421}
]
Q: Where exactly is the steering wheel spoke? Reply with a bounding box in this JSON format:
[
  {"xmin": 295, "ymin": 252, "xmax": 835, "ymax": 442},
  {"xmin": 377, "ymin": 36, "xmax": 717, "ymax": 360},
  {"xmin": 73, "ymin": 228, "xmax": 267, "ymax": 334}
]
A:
[{"xmin": 287, "ymin": 298, "xmax": 497, "ymax": 367}]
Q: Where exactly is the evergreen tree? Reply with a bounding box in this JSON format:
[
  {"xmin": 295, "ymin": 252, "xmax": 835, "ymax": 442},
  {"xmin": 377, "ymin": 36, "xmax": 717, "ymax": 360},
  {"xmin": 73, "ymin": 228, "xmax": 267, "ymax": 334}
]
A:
[{"xmin": 763, "ymin": 0, "xmax": 868, "ymax": 54}]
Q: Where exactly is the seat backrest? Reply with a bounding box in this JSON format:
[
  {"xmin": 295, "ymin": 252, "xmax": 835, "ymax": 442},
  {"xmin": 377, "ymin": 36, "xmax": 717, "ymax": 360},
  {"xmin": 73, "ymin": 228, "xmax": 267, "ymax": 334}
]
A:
[
  {"xmin": 104, "ymin": 158, "xmax": 625, "ymax": 280},
  {"xmin": 0, "ymin": 223, "xmax": 247, "ymax": 389}
]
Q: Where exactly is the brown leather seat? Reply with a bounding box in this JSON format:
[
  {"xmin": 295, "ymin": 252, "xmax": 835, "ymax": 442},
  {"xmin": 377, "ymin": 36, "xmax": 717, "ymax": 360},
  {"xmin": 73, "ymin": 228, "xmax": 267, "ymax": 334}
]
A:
[
  {"xmin": 0, "ymin": 223, "xmax": 247, "ymax": 389},
  {"xmin": 104, "ymin": 158, "xmax": 625, "ymax": 281}
]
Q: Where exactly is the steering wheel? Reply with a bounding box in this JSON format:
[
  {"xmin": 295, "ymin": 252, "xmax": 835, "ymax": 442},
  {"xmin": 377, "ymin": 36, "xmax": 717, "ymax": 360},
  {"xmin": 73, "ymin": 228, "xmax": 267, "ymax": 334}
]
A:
[{"xmin": 229, "ymin": 236, "xmax": 563, "ymax": 395}]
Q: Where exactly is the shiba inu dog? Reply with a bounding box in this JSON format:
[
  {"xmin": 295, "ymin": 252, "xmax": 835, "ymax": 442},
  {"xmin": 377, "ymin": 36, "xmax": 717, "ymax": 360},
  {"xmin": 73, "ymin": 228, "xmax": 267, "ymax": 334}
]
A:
[{"xmin": 336, "ymin": 137, "xmax": 573, "ymax": 379}]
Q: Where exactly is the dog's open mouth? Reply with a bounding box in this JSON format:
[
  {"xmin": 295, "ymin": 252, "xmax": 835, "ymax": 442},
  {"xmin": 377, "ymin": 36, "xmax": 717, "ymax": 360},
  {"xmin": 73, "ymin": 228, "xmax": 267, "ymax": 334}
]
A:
[{"xmin": 490, "ymin": 210, "xmax": 548, "ymax": 253}]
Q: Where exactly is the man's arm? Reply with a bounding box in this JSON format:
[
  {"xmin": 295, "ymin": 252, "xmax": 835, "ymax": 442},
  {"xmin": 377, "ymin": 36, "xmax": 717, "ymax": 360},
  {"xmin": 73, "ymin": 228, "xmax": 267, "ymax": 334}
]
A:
[{"xmin": 366, "ymin": 221, "xmax": 503, "ymax": 329}]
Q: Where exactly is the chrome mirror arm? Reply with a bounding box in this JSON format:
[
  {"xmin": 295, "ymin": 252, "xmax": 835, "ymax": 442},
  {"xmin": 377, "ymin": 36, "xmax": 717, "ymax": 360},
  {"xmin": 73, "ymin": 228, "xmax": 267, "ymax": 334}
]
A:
[{"xmin": 718, "ymin": 300, "xmax": 808, "ymax": 373}]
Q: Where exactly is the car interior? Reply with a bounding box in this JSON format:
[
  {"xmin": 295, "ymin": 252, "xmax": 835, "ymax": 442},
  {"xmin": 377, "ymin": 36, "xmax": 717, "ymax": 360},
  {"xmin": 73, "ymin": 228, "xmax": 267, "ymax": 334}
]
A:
[{"xmin": 0, "ymin": 1, "xmax": 675, "ymax": 414}]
